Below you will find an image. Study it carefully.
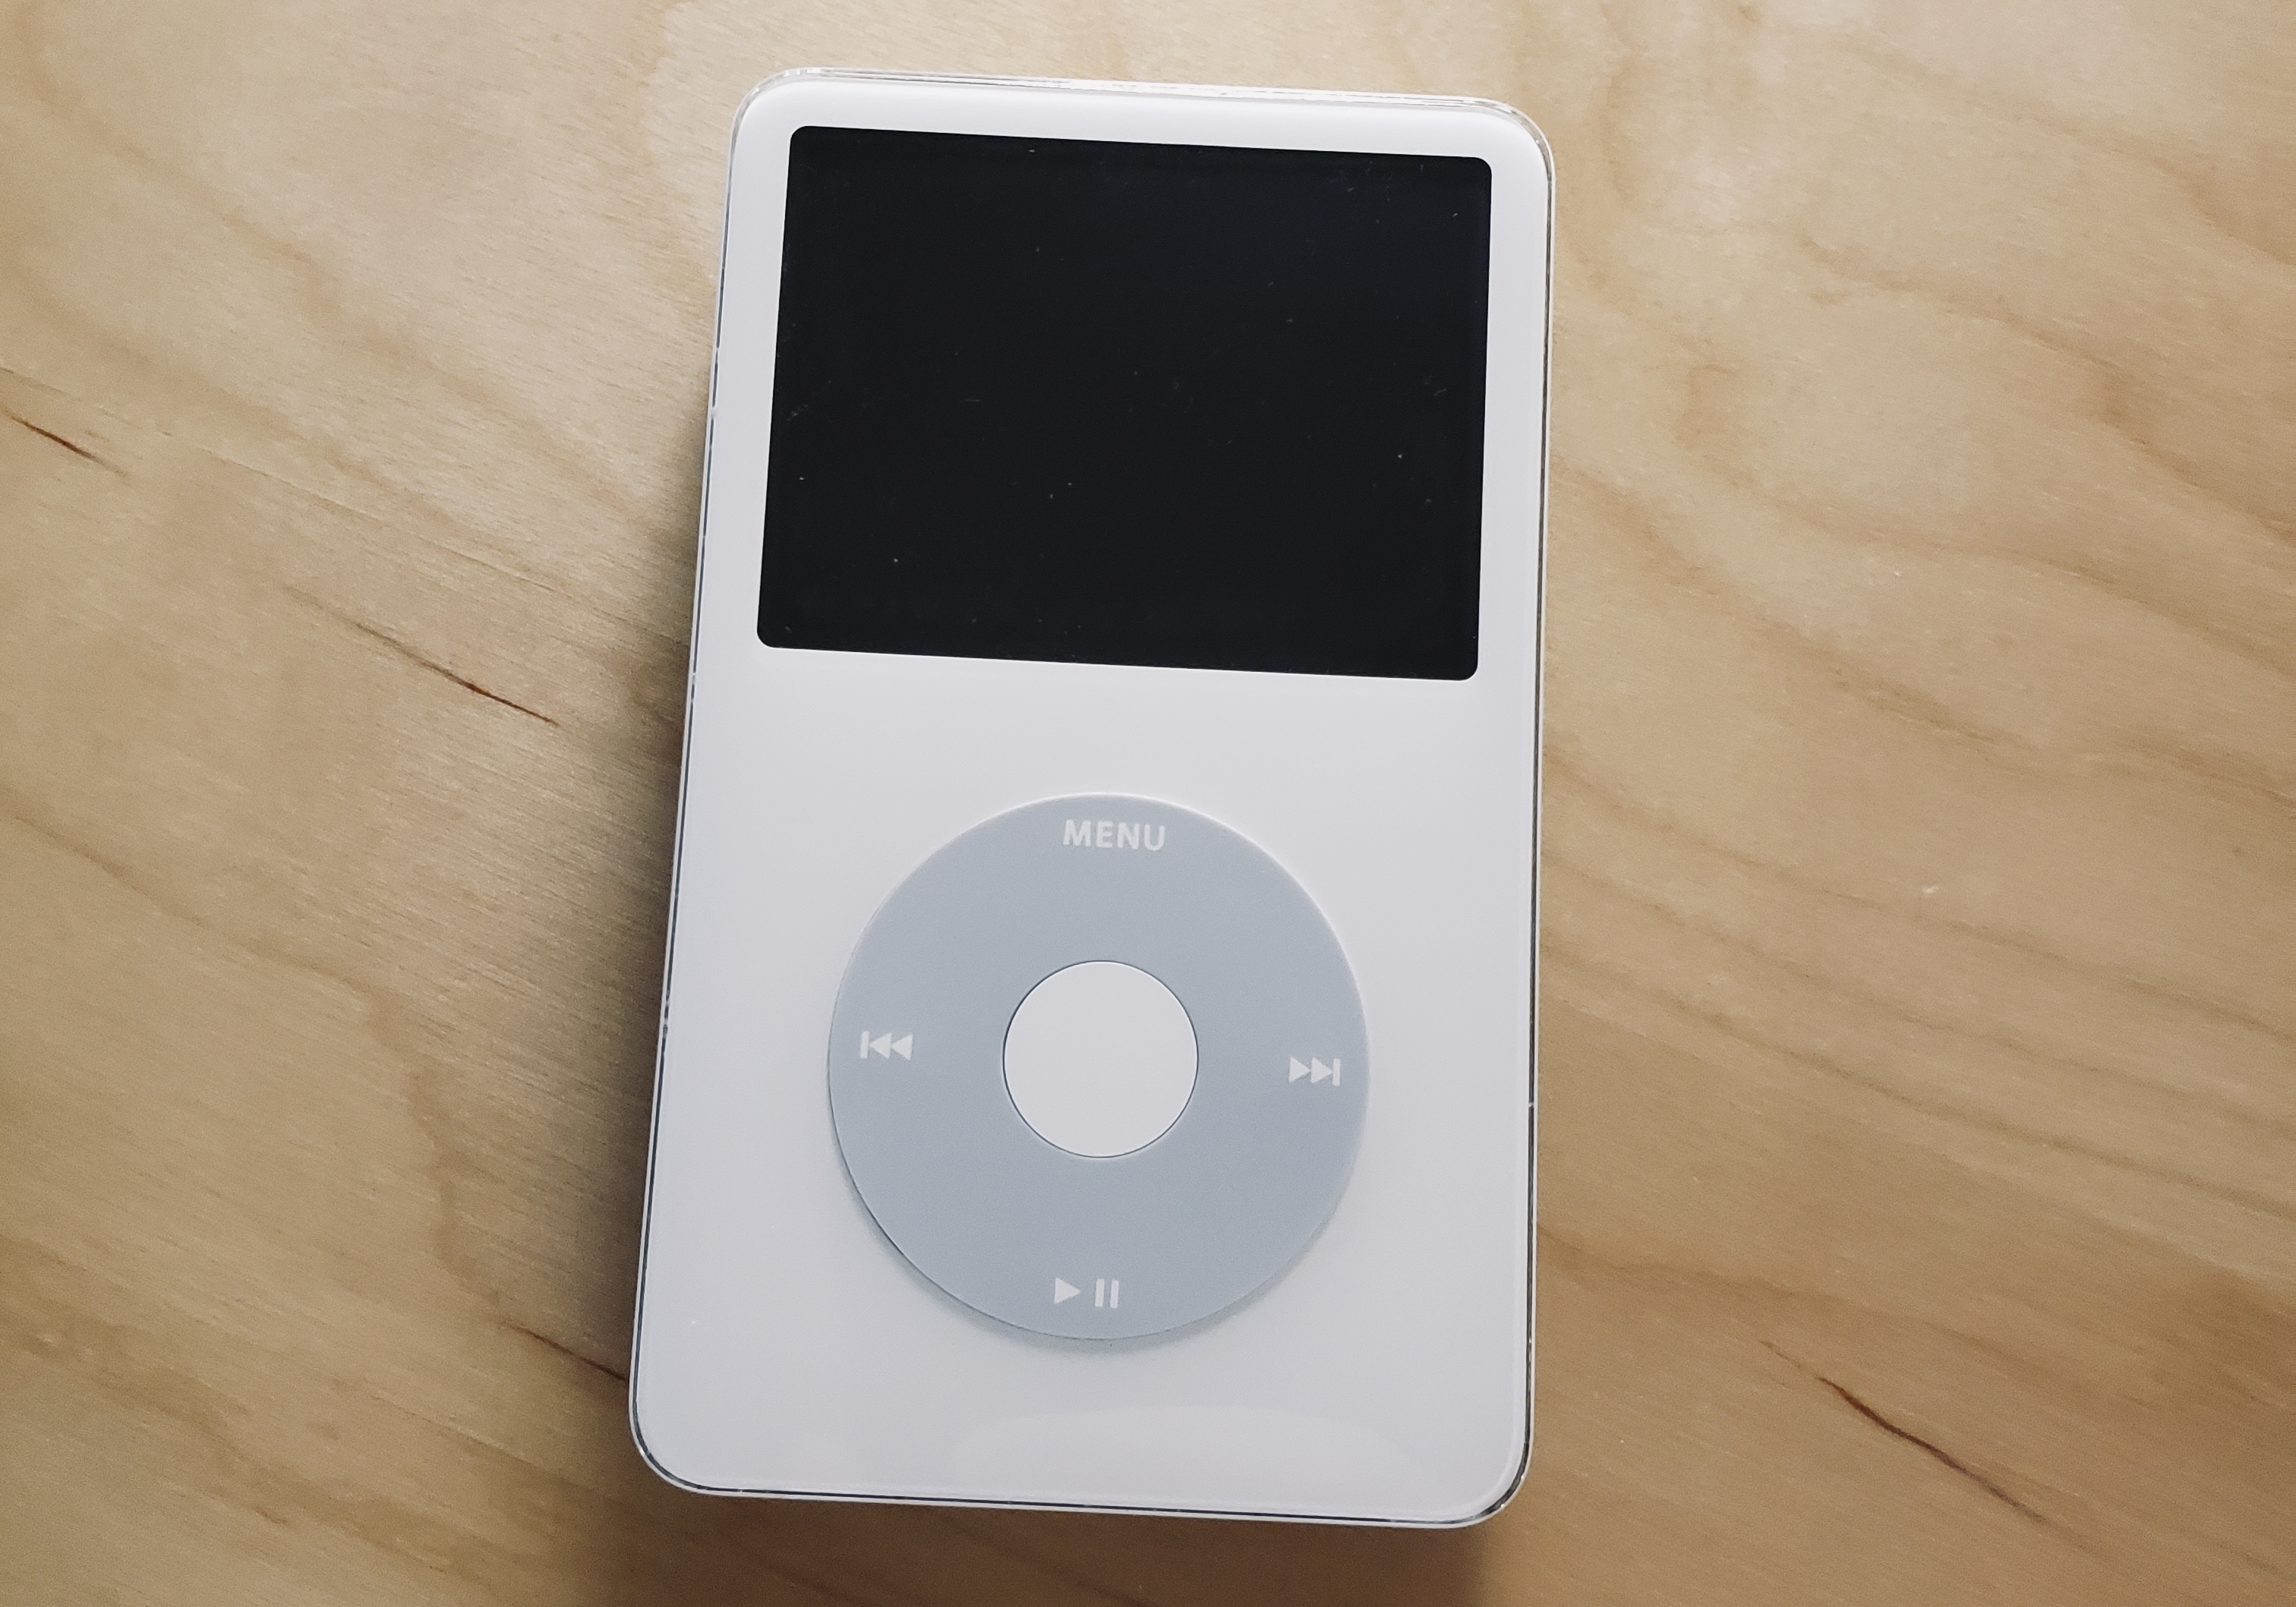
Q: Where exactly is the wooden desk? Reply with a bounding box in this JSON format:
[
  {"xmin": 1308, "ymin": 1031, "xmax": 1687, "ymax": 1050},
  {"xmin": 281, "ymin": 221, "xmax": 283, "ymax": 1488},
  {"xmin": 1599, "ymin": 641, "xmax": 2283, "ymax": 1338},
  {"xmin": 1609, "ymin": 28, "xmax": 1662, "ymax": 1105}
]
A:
[{"xmin": 3, "ymin": 2, "xmax": 2288, "ymax": 1601}]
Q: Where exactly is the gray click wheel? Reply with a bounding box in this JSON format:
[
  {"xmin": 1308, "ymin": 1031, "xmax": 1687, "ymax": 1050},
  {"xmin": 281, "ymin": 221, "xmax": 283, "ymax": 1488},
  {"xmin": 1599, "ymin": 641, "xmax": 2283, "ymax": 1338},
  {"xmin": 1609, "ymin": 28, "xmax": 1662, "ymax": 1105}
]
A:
[{"xmin": 826, "ymin": 795, "xmax": 1367, "ymax": 1340}]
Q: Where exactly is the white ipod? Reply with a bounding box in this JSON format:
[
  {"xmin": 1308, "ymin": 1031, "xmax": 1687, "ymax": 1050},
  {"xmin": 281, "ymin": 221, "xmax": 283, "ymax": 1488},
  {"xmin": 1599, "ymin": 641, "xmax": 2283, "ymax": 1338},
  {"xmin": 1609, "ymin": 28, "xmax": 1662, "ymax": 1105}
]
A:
[{"xmin": 632, "ymin": 68, "xmax": 1551, "ymax": 1527}]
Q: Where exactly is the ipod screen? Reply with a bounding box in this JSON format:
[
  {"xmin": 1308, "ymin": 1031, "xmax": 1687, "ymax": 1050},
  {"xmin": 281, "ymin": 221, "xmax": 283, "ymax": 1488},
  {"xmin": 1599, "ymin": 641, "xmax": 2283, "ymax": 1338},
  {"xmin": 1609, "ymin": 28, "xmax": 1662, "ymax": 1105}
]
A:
[{"xmin": 758, "ymin": 125, "xmax": 1492, "ymax": 679}]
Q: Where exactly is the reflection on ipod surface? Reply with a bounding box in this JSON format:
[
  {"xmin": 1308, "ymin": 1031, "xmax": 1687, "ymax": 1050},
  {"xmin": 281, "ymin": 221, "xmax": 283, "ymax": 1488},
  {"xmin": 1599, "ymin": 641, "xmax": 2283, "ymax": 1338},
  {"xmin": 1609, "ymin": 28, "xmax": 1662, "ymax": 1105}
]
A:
[{"xmin": 632, "ymin": 68, "xmax": 1550, "ymax": 1526}]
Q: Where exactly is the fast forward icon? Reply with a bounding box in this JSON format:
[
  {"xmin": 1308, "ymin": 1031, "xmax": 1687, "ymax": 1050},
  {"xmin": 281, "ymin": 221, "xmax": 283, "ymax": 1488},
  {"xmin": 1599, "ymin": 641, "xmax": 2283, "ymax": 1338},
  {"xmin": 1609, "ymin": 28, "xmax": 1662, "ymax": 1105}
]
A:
[{"xmin": 1288, "ymin": 1057, "xmax": 1341, "ymax": 1086}]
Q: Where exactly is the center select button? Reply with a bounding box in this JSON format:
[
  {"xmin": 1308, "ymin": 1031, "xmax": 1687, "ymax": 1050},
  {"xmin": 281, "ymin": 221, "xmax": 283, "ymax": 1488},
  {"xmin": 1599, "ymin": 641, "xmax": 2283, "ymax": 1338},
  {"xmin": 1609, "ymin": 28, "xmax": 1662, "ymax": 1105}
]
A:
[
  {"xmin": 827, "ymin": 794, "xmax": 1369, "ymax": 1341},
  {"xmin": 1004, "ymin": 962, "xmax": 1199, "ymax": 1158}
]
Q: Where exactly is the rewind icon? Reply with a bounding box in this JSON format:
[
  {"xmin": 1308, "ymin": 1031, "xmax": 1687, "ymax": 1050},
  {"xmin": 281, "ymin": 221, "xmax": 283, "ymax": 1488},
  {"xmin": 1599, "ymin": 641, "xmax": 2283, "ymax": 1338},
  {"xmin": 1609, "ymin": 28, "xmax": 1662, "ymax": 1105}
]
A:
[{"xmin": 859, "ymin": 1031, "xmax": 913, "ymax": 1060}]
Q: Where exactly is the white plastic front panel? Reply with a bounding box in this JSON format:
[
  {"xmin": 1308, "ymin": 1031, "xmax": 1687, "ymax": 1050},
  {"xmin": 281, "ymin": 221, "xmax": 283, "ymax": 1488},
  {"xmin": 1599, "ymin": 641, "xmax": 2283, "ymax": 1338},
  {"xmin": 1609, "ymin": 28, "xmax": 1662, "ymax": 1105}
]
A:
[{"xmin": 633, "ymin": 70, "xmax": 1550, "ymax": 1525}]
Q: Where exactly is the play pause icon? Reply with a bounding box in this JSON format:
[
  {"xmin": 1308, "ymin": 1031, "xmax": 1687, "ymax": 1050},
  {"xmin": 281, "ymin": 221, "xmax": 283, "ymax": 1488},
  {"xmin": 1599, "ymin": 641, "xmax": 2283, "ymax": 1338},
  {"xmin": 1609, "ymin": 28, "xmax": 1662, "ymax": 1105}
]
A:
[{"xmin": 1052, "ymin": 1276, "xmax": 1119, "ymax": 1309}]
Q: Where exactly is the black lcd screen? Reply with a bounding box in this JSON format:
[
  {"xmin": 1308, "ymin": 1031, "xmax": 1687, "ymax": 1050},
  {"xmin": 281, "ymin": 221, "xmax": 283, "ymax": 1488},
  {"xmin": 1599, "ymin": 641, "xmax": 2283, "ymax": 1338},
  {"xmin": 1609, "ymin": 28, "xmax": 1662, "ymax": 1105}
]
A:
[{"xmin": 758, "ymin": 126, "xmax": 1492, "ymax": 679}]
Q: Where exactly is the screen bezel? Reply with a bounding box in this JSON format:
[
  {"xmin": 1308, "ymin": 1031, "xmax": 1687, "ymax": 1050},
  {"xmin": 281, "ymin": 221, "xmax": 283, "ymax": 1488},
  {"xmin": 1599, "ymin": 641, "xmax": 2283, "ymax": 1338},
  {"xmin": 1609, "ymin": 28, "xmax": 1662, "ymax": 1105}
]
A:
[{"xmin": 695, "ymin": 71, "xmax": 1552, "ymax": 694}]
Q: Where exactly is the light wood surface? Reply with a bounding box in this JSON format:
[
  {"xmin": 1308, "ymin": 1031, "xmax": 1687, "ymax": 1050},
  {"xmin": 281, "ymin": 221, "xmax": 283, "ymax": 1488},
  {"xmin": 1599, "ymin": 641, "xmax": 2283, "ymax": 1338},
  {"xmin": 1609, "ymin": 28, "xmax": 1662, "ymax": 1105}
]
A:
[{"xmin": 3, "ymin": 2, "xmax": 2291, "ymax": 1602}]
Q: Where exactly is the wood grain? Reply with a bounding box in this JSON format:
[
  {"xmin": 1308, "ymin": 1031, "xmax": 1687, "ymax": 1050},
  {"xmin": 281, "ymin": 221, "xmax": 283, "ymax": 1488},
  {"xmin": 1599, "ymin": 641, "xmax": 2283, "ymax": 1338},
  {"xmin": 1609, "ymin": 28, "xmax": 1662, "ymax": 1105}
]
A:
[{"xmin": 2, "ymin": 2, "xmax": 2290, "ymax": 1602}]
